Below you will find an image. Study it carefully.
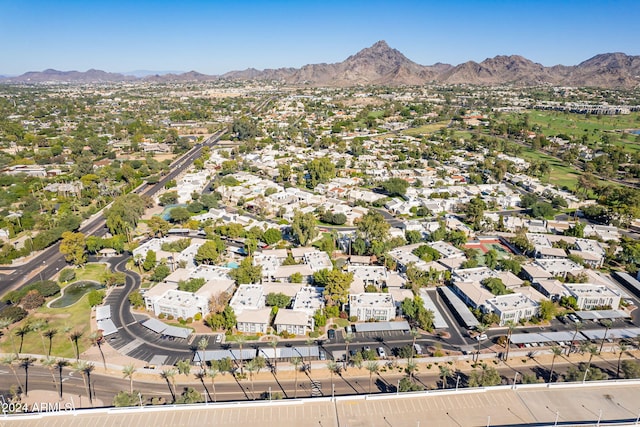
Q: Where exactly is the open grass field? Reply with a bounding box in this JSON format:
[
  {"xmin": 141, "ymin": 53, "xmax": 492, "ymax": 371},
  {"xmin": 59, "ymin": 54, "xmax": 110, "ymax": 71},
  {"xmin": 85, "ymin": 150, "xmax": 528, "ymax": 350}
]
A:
[
  {"xmin": 0, "ymin": 263, "xmax": 111, "ymax": 358},
  {"xmin": 515, "ymin": 110, "xmax": 640, "ymax": 153},
  {"xmin": 517, "ymin": 146, "xmax": 582, "ymax": 189},
  {"xmin": 401, "ymin": 121, "xmax": 449, "ymax": 137},
  {"xmin": 0, "ymin": 293, "xmax": 94, "ymax": 358}
]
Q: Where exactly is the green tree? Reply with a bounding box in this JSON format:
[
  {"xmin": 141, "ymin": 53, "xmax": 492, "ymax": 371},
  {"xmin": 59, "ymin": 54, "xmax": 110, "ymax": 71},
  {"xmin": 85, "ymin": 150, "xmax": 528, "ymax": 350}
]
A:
[
  {"xmin": 306, "ymin": 157, "xmax": 336, "ymax": 188},
  {"xmin": 462, "ymin": 196, "xmax": 486, "ymax": 230},
  {"xmin": 381, "ymin": 178, "xmax": 409, "ymax": 197},
  {"xmin": 468, "ymin": 363, "xmax": 501, "ymax": 387},
  {"xmin": 59, "ymin": 231, "xmax": 87, "ymax": 266},
  {"xmin": 484, "ymin": 249, "xmax": 498, "ymax": 269},
  {"xmin": 292, "ymin": 211, "xmax": 318, "ymax": 246},
  {"xmin": 314, "ymin": 269, "xmax": 353, "ymax": 306},
  {"xmin": 142, "ymin": 250, "xmax": 157, "ymax": 271},
  {"xmin": 230, "ymin": 257, "xmax": 262, "ymax": 284},
  {"xmin": 147, "ymin": 217, "xmax": 171, "ymax": 237},
  {"xmin": 195, "ymin": 239, "xmax": 224, "ymax": 265},
  {"xmin": 169, "ymin": 207, "xmax": 190, "ymax": 223},
  {"xmin": 262, "ymin": 228, "xmax": 282, "ymax": 245},
  {"xmin": 265, "ymin": 293, "xmax": 291, "ymax": 308},
  {"xmin": 538, "ymin": 300, "xmax": 557, "ymax": 321}
]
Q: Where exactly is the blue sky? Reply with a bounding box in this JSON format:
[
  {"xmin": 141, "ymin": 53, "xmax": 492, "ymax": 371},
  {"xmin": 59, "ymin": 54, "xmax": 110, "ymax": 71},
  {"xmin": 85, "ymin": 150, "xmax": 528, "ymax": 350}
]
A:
[{"xmin": 1, "ymin": 0, "xmax": 638, "ymax": 75}]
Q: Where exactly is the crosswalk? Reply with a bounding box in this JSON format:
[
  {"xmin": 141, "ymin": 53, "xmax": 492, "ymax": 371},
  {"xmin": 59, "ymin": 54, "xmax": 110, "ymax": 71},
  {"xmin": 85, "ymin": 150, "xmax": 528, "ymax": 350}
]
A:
[{"xmin": 310, "ymin": 380, "xmax": 322, "ymax": 397}]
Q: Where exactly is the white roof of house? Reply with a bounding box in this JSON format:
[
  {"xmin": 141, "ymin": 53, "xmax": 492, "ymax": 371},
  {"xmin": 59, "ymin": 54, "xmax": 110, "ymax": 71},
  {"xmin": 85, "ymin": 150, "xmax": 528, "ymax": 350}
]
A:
[{"xmin": 274, "ymin": 309, "xmax": 310, "ymax": 327}]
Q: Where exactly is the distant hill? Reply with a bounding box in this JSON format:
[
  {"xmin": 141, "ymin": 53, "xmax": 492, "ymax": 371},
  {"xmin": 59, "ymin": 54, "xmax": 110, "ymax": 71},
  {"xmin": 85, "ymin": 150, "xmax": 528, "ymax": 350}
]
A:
[
  {"xmin": 121, "ymin": 70, "xmax": 186, "ymax": 77},
  {"xmin": 2, "ymin": 42, "xmax": 640, "ymax": 88}
]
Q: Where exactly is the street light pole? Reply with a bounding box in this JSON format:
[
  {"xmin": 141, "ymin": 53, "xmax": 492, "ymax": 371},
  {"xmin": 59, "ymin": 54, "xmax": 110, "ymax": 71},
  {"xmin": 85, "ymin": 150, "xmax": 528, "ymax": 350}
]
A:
[
  {"xmin": 269, "ymin": 386, "xmax": 272, "ymax": 402},
  {"xmin": 554, "ymin": 411, "xmax": 559, "ymax": 427},
  {"xmin": 397, "ymin": 379, "xmax": 400, "ymax": 395},
  {"xmin": 597, "ymin": 409, "xmax": 602, "ymax": 427},
  {"xmin": 455, "ymin": 375, "xmax": 460, "ymax": 391},
  {"xmin": 138, "ymin": 392, "xmax": 143, "ymax": 407},
  {"xmin": 583, "ymin": 368, "xmax": 590, "ymax": 384},
  {"xmin": 512, "ymin": 372, "xmax": 519, "ymax": 389}
]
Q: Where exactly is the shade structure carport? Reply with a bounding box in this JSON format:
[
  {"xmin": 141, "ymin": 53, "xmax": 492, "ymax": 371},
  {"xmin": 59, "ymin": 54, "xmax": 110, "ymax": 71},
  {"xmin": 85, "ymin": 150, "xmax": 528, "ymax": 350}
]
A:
[
  {"xmin": 97, "ymin": 319, "xmax": 118, "ymax": 336},
  {"xmin": 353, "ymin": 321, "xmax": 410, "ymax": 333},
  {"xmin": 142, "ymin": 317, "xmax": 192, "ymax": 339},
  {"xmin": 419, "ymin": 289, "xmax": 449, "ymax": 329},
  {"xmin": 575, "ymin": 310, "xmax": 630, "ymax": 320},
  {"xmin": 509, "ymin": 331, "xmax": 586, "ymax": 345},
  {"xmin": 438, "ymin": 286, "xmax": 480, "ymax": 329},
  {"xmin": 194, "ymin": 348, "xmax": 259, "ymax": 363},
  {"xmin": 581, "ymin": 327, "xmax": 640, "ymax": 340}
]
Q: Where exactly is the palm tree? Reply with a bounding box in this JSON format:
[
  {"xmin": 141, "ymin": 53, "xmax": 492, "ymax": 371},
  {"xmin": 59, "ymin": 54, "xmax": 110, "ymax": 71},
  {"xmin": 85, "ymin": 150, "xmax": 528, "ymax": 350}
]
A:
[
  {"xmin": 327, "ymin": 361, "xmax": 341, "ymax": 396},
  {"xmin": 41, "ymin": 357, "xmax": 59, "ymax": 395},
  {"xmin": 305, "ymin": 337, "xmax": 314, "ymax": 370},
  {"xmin": 1, "ymin": 354, "xmax": 24, "ymax": 395},
  {"xmin": 160, "ymin": 369, "xmax": 177, "ymax": 402},
  {"xmin": 122, "ymin": 364, "xmax": 136, "ymax": 395},
  {"xmin": 236, "ymin": 335, "xmax": 246, "ymax": 375},
  {"xmin": 548, "ymin": 346, "xmax": 563, "ymax": 383},
  {"xmin": 268, "ymin": 340, "xmax": 278, "ymax": 372},
  {"xmin": 15, "ymin": 324, "xmax": 31, "ymax": 355},
  {"xmin": 197, "ymin": 336, "xmax": 209, "ymax": 367},
  {"xmin": 89, "ymin": 331, "xmax": 107, "ymax": 370},
  {"xmin": 504, "ymin": 321, "xmax": 516, "ymax": 361},
  {"xmin": 44, "ymin": 328, "xmax": 58, "ymax": 356},
  {"xmin": 206, "ymin": 366, "xmax": 220, "ymax": 402},
  {"xmin": 410, "ymin": 329, "xmax": 420, "ymax": 357},
  {"xmin": 616, "ymin": 343, "xmax": 628, "ymax": 379},
  {"xmin": 56, "ymin": 359, "xmax": 69, "ymax": 399},
  {"xmin": 69, "ymin": 330, "xmax": 83, "ymax": 360},
  {"xmin": 291, "ymin": 356, "xmax": 302, "ymax": 398},
  {"xmin": 0, "ymin": 318, "xmax": 18, "ymax": 356},
  {"xmin": 365, "ymin": 361, "xmax": 379, "ymax": 394},
  {"xmin": 439, "ymin": 365, "xmax": 451, "ymax": 389},
  {"xmin": 20, "ymin": 357, "xmax": 34, "ymax": 397},
  {"xmin": 194, "ymin": 370, "xmax": 211, "ymax": 402},
  {"xmin": 31, "ymin": 320, "xmax": 49, "ymax": 355},
  {"xmin": 567, "ymin": 322, "xmax": 583, "ymax": 356},
  {"xmin": 74, "ymin": 360, "xmax": 95, "ymax": 406},
  {"xmin": 585, "ymin": 344, "xmax": 599, "ymax": 371},
  {"xmin": 245, "ymin": 358, "xmax": 258, "ymax": 400},
  {"xmin": 599, "ymin": 319, "xmax": 613, "ymax": 354},
  {"xmin": 406, "ymin": 359, "xmax": 418, "ymax": 383},
  {"xmin": 344, "ymin": 333, "xmax": 354, "ymax": 369},
  {"xmin": 176, "ymin": 359, "xmax": 192, "ymax": 376},
  {"xmin": 475, "ymin": 324, "xmax": 487, "ymax": 362}
]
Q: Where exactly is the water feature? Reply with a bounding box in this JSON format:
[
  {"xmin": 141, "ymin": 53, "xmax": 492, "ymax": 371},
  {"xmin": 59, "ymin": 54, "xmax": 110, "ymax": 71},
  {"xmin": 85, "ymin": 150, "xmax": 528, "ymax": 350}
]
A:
[{"xmin": 49, "ymin": 281, "xmax": 104, "ymax": 308}]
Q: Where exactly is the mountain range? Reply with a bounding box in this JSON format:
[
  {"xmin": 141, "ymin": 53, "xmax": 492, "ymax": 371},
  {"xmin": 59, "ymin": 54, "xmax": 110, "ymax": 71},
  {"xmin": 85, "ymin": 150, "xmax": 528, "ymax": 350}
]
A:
[{"xmin": 2, "ymin": 41, "xmax": 640, "ymax": 88}]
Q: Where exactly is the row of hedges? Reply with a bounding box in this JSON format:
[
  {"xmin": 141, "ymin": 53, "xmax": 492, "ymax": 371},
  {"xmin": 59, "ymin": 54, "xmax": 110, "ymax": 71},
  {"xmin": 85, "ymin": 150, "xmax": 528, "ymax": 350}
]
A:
[{"xmin": 2, "ymin": 280, "xmax": 60, "ymax": 304}]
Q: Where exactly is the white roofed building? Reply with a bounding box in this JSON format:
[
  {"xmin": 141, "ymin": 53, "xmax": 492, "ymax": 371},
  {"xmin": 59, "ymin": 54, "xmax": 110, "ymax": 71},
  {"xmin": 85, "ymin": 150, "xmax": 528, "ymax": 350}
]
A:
[{"xmin": 349, "ymin": 293, "xmax": 395, "ymax": 322}]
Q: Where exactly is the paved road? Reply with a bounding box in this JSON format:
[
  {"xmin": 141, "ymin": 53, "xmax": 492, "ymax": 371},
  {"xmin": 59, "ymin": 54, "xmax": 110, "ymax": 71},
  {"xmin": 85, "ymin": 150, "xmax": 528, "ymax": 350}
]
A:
[{"xmin": 0, "ymin": 131, "xmax": 224, "ymax": 307}]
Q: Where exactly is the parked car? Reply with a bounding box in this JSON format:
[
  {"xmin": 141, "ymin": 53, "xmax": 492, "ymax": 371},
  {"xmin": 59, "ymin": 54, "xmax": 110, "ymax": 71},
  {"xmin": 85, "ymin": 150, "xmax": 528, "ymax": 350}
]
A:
[
  {"xmin": 319, "ymin": 351, "xmax": 326, "ymax": 360},
  {"xmin": 476, "ymin": 333, "xmax": 488, "ymax": 341},
  {"xmin": 413, "ymin": 343, "xmax": 423, "ymax": 355},
  {"xmin": 215, "ymin": 334, "xmax": 222, "ymax": 344},
  {"xmin": 377, "ymin": 347, "xmax": 387, "ymax": 359},
  {"xmin": 327, "ymin": 329, "xmax": 336, "ymax": 340},
  {"xmin": 567, "ymin": 314, "xmax": 581, "ymax": 323},
  {"xmin": 363, "ymin": 345, "xmax": 371, "ymax": 352}
]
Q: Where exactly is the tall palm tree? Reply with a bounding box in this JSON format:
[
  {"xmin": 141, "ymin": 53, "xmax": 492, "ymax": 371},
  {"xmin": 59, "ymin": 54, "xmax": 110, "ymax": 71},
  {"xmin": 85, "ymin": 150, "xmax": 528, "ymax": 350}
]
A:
[
  {"xmin": 194, "ymin": 370, "xmax": 211, "ymax": 402},
  {"xmin": 410, "ymin": 329, "xmax": 420, "ymax": 358},
  {"xmin": 245, "ymin": 359, "xmax": 258, "ymax": 400},
  {"xmin": 327, "ymin": 361, "xmax": 340, "ymax": 396},
  {"xmin": 504, "ymin": 321, "xmax": 516, "ymax": 361},
  {"xmin": 548, "ymin": 346, "xmax": 563, "ymax": 383},
  {"xmin": 56, "ymin": 359, "xmax": 69, "ymax": 399},
  {"xmin": 406, "ymin": 359, "xmax": 418, "ymax": 383},
  {"xmin": 1, "ymin": 354, "xmax": 24, "ymax": 395},
  {"xmin": 567, "ymin": 322, "xmax": 583, "ymax": 356},
  {"xmin": 74, "ymin": 360, "xmax": 95, "ymax": 406},
  {"xmin": 89, "ymin": 331, "xmax": 107, "ymax": 370},
  {"xmin": 365, "ymin": 361, "xmax": 379, "ymax": 394},
  {"xmin": 20, "ymin": 357, "xmax": 34, "ymax": 397},
  {"xmin": 599, "ymin": 319, "xmax": 613, "ymax": 354},
  {"xmin": 439, "ymin": 365, "xmax": 451, "ymax": 389},
  {"xmin": 585, "ymin": 344, "xmax": 599, "ymax": 371},
  {"xmin": 206, "ymin": 366, "xmax": 220, "ymax": 402},
  {"xmin": 31, "ymin": 320, "xmax": 49, "ymax": 355},
  {"xmin": 122, "ymin": 364, "xmax": 136, "ymax": 394},
  {"xmin": 160, "ymin": 369, "xmax": 177, "ymax": 402},
  {"xmin": 291, "ymin": 356, "xmax": 302, "ymax": 398},
  {"xmin": 236, "ymin": 335, "xmax": 246, "ymax": 375},
  {"xmin": 344, "ymin": 333, "xmax": 354, "ymax": 369},
  {"xmin": 616, "ymin": 342, "xmax": 628, "ymax": 379},
  {"xmin": 44, "ymin": 328, "xmax": 57, "ymax": 356},
  {"xmin": 268, "ymin": 340, "xmax": 278, "ymax": 372},
  {"xmin": 475, "ymin": 324, "xmax": 487, "ymax": 362},
  {"xmin": 197, "ymin": 336, "xmax": 209, "ymax": 367},
  {"xmin": 0, "ymin": 318, "xmax": 18, "ymax": 357},
  {"xmin": 305, "ymin": 337, "xmax": 314, "ymax": 370},
  {"xmin": 41, "ymin": 357, "xmax": 59, "ymax": 394},
  {"xmin": 69, "ymin": 330, "xmax": 83, "ymax": 360},
  {"xmin": 15, "ymin": 324, "xmax": 31, "ymax": 355}
]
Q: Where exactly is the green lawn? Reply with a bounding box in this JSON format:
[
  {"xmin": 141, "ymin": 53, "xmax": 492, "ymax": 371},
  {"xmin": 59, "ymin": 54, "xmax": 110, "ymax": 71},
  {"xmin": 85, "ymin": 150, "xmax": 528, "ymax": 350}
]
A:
[
  {"xmin": 72, "ymin": 263, "xmax": 110, "ymax": 284},
  {"xmin": 401, "ymin": 121, "xmax": 449, "ymax": 137},
  {"xmin": 517, "ymin": 147, "xmax": 581, "ymax": 190},
  {"xmin": 1, "ymin": 294, "xmax": 94, "ymax": 358}
]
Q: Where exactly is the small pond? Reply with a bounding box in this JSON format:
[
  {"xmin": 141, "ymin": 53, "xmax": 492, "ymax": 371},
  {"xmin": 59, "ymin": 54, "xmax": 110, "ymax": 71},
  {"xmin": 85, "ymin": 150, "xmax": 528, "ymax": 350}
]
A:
[{"xmin": 49, "ymin": 281, "xmax": 104, "ymax": 308}]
